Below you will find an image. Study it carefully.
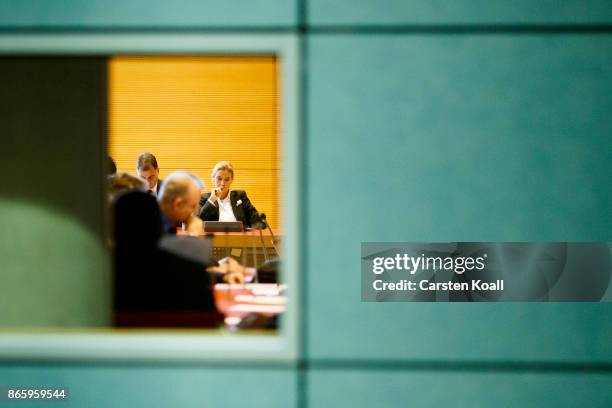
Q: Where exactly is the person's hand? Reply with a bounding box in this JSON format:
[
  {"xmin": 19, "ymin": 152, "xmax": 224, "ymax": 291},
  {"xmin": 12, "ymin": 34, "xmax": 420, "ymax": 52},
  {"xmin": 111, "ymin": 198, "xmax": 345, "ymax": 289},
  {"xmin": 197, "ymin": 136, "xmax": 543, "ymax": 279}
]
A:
[
  {"xmin": 209, "ymin": 187, "xmax": 221, "ymax": 202},
  {"xmin": 206, "ymin": 257, "xmax": 245, "ymax": 284},
  {"xmin": 224, "ymin": 270, "xmax": 245, "ymax": 284},
  {"xmin": 185, "ymin": 214, "xmax": 203, "ymax": 236}
]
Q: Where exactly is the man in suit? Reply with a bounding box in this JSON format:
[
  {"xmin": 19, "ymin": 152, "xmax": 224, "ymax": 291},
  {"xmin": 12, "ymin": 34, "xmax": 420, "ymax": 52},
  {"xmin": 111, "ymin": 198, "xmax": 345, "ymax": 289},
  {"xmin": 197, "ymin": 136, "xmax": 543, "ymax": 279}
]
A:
[
  {"xmin": 136, "ymin": 151, "xmax": 163, "ymax": 196},
  {"xmin": 113, "ymin": 189, "xmax": 246, "ymax": 321},
  {"xmin": 112, "ymin": 190, "xmax": 222, "ymax": 327},
  {"xmin": 198, "ymin": 161, "xmax": 263, "ymax": 229},
  {"xmin": 158, "ymin": 171, "xmax": 204, "ymax": 235}
]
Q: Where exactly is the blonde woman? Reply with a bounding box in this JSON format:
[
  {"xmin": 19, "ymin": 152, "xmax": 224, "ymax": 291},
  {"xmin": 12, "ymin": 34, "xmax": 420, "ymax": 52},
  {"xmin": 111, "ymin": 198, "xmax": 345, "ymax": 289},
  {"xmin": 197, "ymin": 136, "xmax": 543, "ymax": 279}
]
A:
[{"xmin": 197, "ymin": 161, "xmax": 263, "ymax": 229}]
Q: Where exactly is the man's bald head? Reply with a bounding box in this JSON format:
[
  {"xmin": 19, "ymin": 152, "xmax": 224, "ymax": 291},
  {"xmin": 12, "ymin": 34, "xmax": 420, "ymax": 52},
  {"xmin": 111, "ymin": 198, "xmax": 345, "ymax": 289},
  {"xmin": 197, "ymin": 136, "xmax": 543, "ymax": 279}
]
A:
[{"xmin": 158, "ymin": 171, "xmax": 203, "ymax": 225}]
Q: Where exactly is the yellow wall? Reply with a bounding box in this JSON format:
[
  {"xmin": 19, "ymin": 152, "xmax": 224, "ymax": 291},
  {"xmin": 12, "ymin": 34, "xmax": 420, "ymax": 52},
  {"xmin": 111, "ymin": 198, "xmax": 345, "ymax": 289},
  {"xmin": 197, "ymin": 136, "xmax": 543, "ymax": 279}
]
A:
[{"xmin": 108, "ymin": 56, "xmax": 280, "ymax": 228}]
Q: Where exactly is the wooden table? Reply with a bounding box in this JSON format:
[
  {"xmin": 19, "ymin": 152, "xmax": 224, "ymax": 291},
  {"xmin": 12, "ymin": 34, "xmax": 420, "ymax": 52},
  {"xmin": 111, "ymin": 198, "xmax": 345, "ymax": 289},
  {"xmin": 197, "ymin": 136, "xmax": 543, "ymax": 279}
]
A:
[{"xmin": 208, "ymin": 229, "xmax": 281, "ymax": 268}]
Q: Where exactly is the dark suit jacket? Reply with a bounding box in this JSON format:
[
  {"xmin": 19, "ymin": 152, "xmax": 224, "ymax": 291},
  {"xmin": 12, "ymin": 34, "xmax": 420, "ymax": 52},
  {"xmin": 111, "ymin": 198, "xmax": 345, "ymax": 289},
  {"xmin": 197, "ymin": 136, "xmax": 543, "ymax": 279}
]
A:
[
  {"xmin": 198, "ymin": 190, "xmax": 262, "ymax": 228},
  {"xmin": 114, "ymin": 247, "xmax": 217, "ymax": 312},
  {"xmin": 146, "ymin": 179, "xmax": 164, "ymax": 197},
  {"xmin": 112, "ymin": 190, "xmax": 222, "ymax": 327},
  {"xmin": 156, "ymin": 178, "xmax": 163, "ymax": 195}
]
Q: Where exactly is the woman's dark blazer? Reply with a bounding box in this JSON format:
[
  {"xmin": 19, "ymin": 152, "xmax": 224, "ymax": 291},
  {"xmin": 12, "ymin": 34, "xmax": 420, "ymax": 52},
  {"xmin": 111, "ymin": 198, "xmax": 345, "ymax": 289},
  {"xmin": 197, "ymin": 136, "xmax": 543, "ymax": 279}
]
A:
[{"xmin": 198, "ymin": 190, "xmax": 262, "ymax": 228}]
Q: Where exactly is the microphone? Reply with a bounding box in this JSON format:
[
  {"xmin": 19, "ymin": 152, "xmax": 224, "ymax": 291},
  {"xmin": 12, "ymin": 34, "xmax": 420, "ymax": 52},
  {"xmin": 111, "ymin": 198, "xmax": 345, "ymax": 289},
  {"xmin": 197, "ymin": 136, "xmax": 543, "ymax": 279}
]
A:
[
  {"xmin": 252, "ymin": 215, "xmax": 267, "ymax": 283},
  {"xmin": 257, "ymin": 225, "xmax": 269, "ymax": 265},
  {"xmin": 259, "ymin": 213, "xmax": 280, "ymax": 257}
]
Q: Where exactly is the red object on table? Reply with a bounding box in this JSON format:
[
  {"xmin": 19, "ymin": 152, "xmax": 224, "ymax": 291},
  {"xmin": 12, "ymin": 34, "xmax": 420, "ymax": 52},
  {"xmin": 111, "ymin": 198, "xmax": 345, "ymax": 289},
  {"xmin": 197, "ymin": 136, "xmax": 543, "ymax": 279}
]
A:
[{"xmin": 214, "ymin": 283, "xmax": 287, "ymax": 321}]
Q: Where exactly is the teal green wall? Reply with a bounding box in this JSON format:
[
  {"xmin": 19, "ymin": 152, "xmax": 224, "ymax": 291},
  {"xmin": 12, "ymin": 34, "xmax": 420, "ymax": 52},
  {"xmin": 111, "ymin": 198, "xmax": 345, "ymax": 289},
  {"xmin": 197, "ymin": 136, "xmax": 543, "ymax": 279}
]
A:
[
  {"xmin": 1, "ymin": 1, "xmax": 611, "ymax": 407},
  {"xmin": 0, "ymin": 0, "xmax": 296, "ymax": 27},
  {"xmin": 306, "ymin": 34, "xmax": 612, "ymax": 363},
  {"xmin": 309, "ymin": 369, "xmax": 612, "ymax": 407},
  {"xmin": 0, "ymin": 364, "xmax": 297, "ymax": 408},
  {"xmin": 308, "ymin": 0, "xmax": 612, "ymax": 25}
]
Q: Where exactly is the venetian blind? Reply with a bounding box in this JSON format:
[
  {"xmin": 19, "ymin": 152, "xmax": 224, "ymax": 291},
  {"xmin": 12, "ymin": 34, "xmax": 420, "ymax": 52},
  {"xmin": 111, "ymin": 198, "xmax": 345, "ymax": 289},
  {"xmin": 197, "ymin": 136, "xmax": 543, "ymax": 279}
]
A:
[{"xmin": 108, "ymin": 56, "xmax": 280, "ymax": 229}]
